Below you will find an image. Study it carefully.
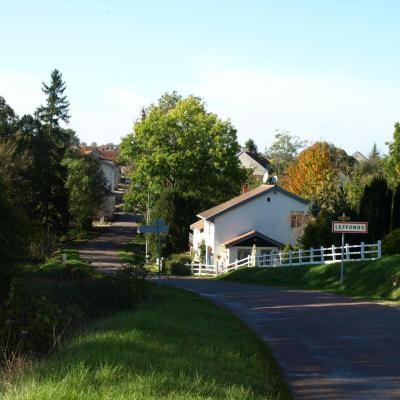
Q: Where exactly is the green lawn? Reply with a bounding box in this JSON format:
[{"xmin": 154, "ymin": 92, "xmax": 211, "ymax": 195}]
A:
[
  {"xmin": 221, "ymin": 255, "xmax": 400, "ymax": 301},
  {"xmin": 1, "ymin": 287, "xmax": 292, "ymax": 400}
]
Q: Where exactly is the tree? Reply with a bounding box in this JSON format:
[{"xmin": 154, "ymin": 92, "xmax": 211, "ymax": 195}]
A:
[
  {"xmin": 36, "ymin": 69, "xmax": 70, "ymax": 128},
  {"xmin": 359, "ymin": 177, "xmax": 392, "ymax": 242},
  {"xmin": 63, "ymin": 152, "xmax": 106, "ymax": 236},
  {"xmin": 0, "ymin": 96, "xmax": 18, "ymax": 139},
  {"xmin": 0, "ymin": 177, "xmax": 28, "ymax": 302},
  {"xmin": 391, "ymin": 185, "xmax": 400, "ymax": 230},
  {"xmin": 122, "ymin": 92, "xmax": 247, "ymax": 253},
  {"xmin": 386, "ymin": 122, "xmax": 400, "ymax": 188},
  {"xmin": 244, "ymin": 138, "xmax": 258, "ymax": 154},
  {"xmin": 283, "ymin": 142, "xmax": 353, "ymax": 212},
  {"xmin": 264, "ymin": 130, "xmax": 307, "ymax": 176}
]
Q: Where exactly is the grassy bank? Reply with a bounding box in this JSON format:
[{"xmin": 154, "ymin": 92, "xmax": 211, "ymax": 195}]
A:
[
  {"xmin": 221, "ymin": 255, "xmax": 400, "ymax": 301},
  {"xmin": 1, "ymin": 287, "xmax": 292, "ymax": 400}
]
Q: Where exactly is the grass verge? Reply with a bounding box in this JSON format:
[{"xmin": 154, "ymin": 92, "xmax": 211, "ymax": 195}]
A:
[
  {"xmin": 0, "ymin": 287, "xmax": 292, "ymax": 400},
  {"xmin": 221, "ymin": 255, "xmax": 400, "ymax": 301}
]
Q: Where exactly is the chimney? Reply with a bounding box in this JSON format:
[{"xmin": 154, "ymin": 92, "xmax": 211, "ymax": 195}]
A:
[{"xmin": 242, "ymin": 183, "xmax": 249, "ymax": 194}]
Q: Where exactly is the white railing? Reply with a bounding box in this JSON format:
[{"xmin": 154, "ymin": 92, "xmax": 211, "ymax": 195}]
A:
[{"xmin": 187, "ymin": 241, "xmax": 382, "ymax": 276}]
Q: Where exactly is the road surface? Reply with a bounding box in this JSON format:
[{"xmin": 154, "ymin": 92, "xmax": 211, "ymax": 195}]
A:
[
  {"xmin": 164, "ymin": 278, "xmax": 400, "ymax": 400},
  {"xmin": 78, "ymin": 213, "xmax": 139, "ymax": 273}
]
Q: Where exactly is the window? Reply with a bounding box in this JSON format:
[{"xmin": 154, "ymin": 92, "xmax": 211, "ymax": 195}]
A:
[
  {"xmin": 238, "ymin": 249, "xmax": 251, "ymax": 260},
  {"xmin": 290, "ymin": 212, "xmax": 305, "ymax": 228}
]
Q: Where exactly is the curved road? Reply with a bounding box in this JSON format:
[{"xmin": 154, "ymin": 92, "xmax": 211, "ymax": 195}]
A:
[{"xmin": 164, "ymin": 278, "xmax": 400, "ymax": 400}]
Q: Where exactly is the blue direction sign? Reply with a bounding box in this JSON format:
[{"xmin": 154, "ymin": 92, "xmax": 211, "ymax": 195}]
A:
[{"xmin": 138, "ymin": 218, "xmax": 169, "ymax": 234}]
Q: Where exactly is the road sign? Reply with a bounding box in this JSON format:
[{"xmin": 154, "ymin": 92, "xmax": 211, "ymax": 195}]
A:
[
  {"xmin": 332, "ymin": 221, "xmax": 368, "ymax": 234},
  {"xmin": 137, "ymin": 218, "xmax": 169, "ymax": 234},
  {"xmin": 138, "ymin": 225, "xmax": 169, "ymax": 233}
]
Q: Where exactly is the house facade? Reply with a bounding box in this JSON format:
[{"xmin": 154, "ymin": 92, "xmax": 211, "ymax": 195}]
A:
[
  {"xmin": 190, "ymin": 184, "xmax": 308, "ymax": 267},
  {"xmin": 237, "ymin": 151, "xmax": 269, "ymax": 177}
]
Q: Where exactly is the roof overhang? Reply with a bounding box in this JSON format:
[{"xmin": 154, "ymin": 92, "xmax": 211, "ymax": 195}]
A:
[{"xmin": 223, "ymin": 230, "xmax": 283, "ymax": 248}]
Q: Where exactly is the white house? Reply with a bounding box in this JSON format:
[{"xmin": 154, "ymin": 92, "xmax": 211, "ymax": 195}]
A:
[
  {"xmin": 190, "ymin": 184, "xmax": 309, "ymax": 267},
  {"xmin": 237, "ymin": 151, "xmax": 269, "ymax": 177}
]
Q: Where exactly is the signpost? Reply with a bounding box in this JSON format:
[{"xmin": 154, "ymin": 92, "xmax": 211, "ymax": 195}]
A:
[
  {"xmin": 138, "ymin": 218, "xmax": 169, "ymax": 286},
  {"xmin": 332, "ymin": 214, "xmax": 368, "ymax": 285}
]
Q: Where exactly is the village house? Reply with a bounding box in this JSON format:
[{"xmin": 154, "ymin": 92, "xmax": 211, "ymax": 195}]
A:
[
  {"xmin": 81, "ymin": 146, "xmax": 121, "ymax": 219},
  {"xmin": 190, "ymin": 184, "xmax": 309, "ymax": 267},
  {"xmin": 237, "ymin": 150, "xmax": 270, "ymax": 178}
]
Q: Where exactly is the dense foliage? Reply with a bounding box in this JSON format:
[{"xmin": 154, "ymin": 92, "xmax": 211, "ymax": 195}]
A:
[{"xmin": 121, "ymin": 92, "xmax": 247, "ymax": 254}]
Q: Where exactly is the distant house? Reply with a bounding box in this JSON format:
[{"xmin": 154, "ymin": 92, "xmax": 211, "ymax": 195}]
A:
[
  {"xmin": 352, "ymin": 151, "xmax": 368, "ymax": 162},
  {"xmin": 81, "ymin": 146, "xmax": 121, "ymax": 220},
  {"xmin": 190, "ymin": 184, "xmax": 309, "ymax": 267},
  {"xmin": 238, "ymin": 150, "xmax": 269, "ymax": 178},
  {"xmin": 82, "ymin": 147, "xmax": 120, "ymax": 191}
]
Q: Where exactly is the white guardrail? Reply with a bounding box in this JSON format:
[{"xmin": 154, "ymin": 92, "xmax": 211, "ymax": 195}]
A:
[{"xmin": 187, "ymin": 240, "xmax": 382, "ymax": 276}]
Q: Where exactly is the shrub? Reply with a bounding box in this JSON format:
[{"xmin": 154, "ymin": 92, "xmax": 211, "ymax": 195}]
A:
[
  {"xmin": 0, "ymin": 263, "xmax": 149, "ymax": 358},
  {"xmin": 165, "ymin": 253, "xmax": 192, "ymax": 276},
  {"xmin": 382, "ymin": 229, "xmax": 400, "ymax": 256}
]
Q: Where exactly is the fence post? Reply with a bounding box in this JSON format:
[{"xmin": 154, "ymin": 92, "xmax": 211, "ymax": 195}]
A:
[
  {"xmin": 332, "ymin": 245, "xmax": 336, "ymax": 261},
  {"xmin": 190, "ymin": 261, "xmax": 194, "ymax": 275},
  {"xmin": 346, "ymin": 243, "xmax": 350, "ymax": 261},
  {"xmin": 320, "ymin": 246, "xmax": 325, "ymax": 263},
  {"xmin": 279, "ymin": 251, "xmax": 282, "ymax": 266},
  {"xmin": 377, "ymin": 240, "xmax": 382, "ymax": 259},
  {"xmin": 361, "ymin": 242, "xmax": 365, "ymax": 260},
  {"xmin": 310, "ymin": 247, "xmax": 314, "ymax": 263},
  {"xmin": 215, "ymin": 262, "xmax": 219, "ymax": 277},
  {"xmin": 289, "ymin": 250, "xmax": 293, "ymax": 266},
  {"xmin": 199, "ymin": 263, "xmax": 202, "ymax": 276},
  {"xmin": 299, "ymin": 249, "xmax": 302, "ymax": 265},
  {"xmin": 235, "ymin": 259, "xmax": 238, "ymax": 270}
]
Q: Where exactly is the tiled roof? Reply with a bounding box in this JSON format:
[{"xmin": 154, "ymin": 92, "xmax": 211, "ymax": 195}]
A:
[
  {"xmin": 190, "ymin": 219, "xmax": 204, "ymax": 230},
  {"xmin": 101, "ymin": 150, "xmax": 119, "ymax": 161},
  {"xmin": 197, "ymin": 185, "xmax": 274, "ymax": 219}
]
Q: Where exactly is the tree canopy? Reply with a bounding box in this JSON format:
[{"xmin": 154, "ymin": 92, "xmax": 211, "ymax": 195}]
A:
[
  {"xmin": 264, "ymin": 131, "xmax": 307, "ymax": 177},
  {"xmin": 121, "ymin": 92, "xmax": 247, "ymax": 253}
]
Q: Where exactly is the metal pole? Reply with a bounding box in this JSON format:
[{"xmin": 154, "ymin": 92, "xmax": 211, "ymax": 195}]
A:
[
  {"xmin": 340, "ymin": 232, "xmax": 345, "ymax": 285},
  {"xmin": 157, "ymin": 220, "xmax": 161, "ymax": 287},
  {"xmin": 145, "ymin": 189, "xmax": 150, "ymax": 261}
]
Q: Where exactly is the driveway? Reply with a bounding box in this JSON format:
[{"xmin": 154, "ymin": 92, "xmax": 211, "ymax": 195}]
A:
[
  {"xmin": 163, "ymin": 278, "xmax": 400, "ymax": 400},
  {"xmin": 78, "ymin": 213, "xmax": 140, "ymax": 273}
]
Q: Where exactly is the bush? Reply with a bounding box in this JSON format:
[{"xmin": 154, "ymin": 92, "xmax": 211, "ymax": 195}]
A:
[
  {"xmin": 382, "ymin": 229, "xmax": 400, "ymax": 256},
  {"xmin": 165, "ymin": 253, "xmax": 192, "ymax": 276},
  {"xmin": 0, "ymin": 263, "xmax": 149, "ymax": 357}
]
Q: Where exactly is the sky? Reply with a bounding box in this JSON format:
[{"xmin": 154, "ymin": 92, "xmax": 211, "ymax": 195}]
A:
[{"xmin": 1, "ymin": 0, "xmax": 400, "ymax": 155}]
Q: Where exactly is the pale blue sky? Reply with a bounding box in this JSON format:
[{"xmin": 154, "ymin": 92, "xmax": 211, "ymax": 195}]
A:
[{"xmin": 1, "ymin": 0, "xmax": 400, "ymax": 155}]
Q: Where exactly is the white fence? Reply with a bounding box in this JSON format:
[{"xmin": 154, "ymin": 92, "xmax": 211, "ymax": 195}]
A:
[{"xmin": 188, "ymin": 241, "xmax": 382, "ymax": 276}]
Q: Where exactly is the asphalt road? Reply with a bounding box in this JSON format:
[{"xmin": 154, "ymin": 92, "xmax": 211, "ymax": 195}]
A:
[
  {"xmin": 163, "ymin": 278, "xmax": 400, "ymax": 400},
  {"xmin": 78, "ymin": 213, "xmax": 140, "ymax": 273}
]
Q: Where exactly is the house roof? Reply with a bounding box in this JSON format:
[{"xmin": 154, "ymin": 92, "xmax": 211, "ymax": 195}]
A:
[
  {"xmin": 190, "ymin": 219, "xmax": 204, "ymax": 230},
  {"xmin": 352, "ymin": 151, "xmax": 368, "ymax": 162},
  {"xmin": 223, "ymin": 230, "xmax": 283, "ymax": 247},
  {"xmin": 197, "ymin": 184, "xmax": 309, "ymax": 220},
  {"xmin": 240, "ymin": 151, "xmax": 270, "ymax": 169},
  {"xmin": 101, "ymin": 150, "xmax": 119, "ymax": 161}
]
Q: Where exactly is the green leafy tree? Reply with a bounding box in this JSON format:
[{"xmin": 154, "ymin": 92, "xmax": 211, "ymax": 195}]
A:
[
  {"xmin": 392, "ymin": 185, "xmax": 400, "ymax": 230},
  {"xmin": 264, "ymin": 130, "xmax": 307, "ymax": 176},
  {"xmin": 63, "ymin": 152, "xmax": 107, "ymax": 236},
  {"xmin": 0, "ymin": 96, "xmax": 18, "ymax": 139},
  {"xmin": 386, "ymin": 122, "xmax": 400, "ymax": 188},
  {"xmin": 122, "ymin": 92, "xmax": 247, "ymax": 253}
]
